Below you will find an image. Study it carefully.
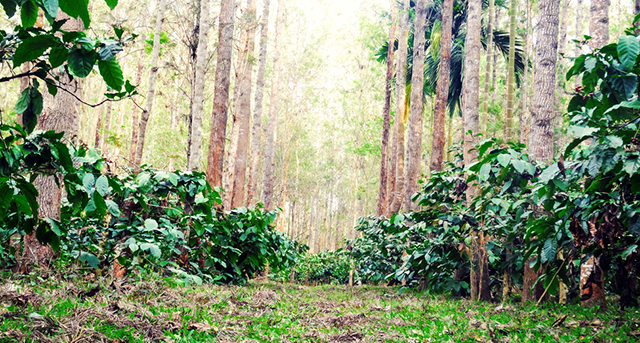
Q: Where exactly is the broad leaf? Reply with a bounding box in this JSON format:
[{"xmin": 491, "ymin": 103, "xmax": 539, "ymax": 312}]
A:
[
  {"xmin": 144, "ymin": 218, "xmax": 158, "ymax": 231},
  {"xmin": 497, "ymin": 154, "xmax": 511, "ymax": 167},
  {"xmin": 105, "ymin": 199, "xmax": 120, "ymax": 216},
  {"xmin": 79, "ymin": 251, "xmax": 99, "ymax": 268},
  {"xmin": 13, "ymin": 35, "xmax": 58, "ymax": 67},
  {"xmin": 14, "ymin": 88, "xmax": 30, "ymax": 113},
  {"xmin": 618, "ymin": 35, "xmax": 640, "ymax": 70},
  {"xmin": 104, "ymin": 0, "xmax": 117, "ymax": 10},
  {"xmin": 0, "ymin": 0, "xmax": 17, "ymax": 17},
  {"xmin": 95, "ymin": 175, "xmax": 109, "ymax": 196},
  {"xmin": 140, "ymin": 243, "xmax": 161, "ymax": 258},
  {"xmin": 20, "ymin": 0, "xmax": 38, "ymax": 27},
  {"xmin": 42, "ymin": 0, "xmax": 59, "ymax": 18},
  {"xmin": 67, "ymin": 48, "xmax": 95, "ymax": 78},
  {"xmin": 49, "ymin": 46, "xmax": 68, "ymax": 68},
  {"xmin": 624, "ymin": 157, "xmax": 640, "ymax": 176},
  {"xmin": 567, "ymin": 125, "xmax": 599, "ymax": 138},
  {"xmin": 511, "ymin": 159, "xmax": 526, "ymax": 174},
  {"xmin": 98, "ymin": 59, "xmax": 123, "ymax": 91},
  {"xmin": 543, "ymin": 238, "xmax": 557, "ymax": 263}
]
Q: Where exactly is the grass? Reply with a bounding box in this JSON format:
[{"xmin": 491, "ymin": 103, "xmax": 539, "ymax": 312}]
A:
[{"xmin": 1, "ymin": 273, "xmax": 639, "ymax": 342}]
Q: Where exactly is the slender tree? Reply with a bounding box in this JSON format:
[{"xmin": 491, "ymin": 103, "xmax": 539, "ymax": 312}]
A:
[
  {"xmin": 403, "ymin": 0, "xmax": 428, "ymax": 211},
  {"xmin": 518, "ymin": 0, "xmax": 531, "ymax": 144},
  {"xmin": 429, "ymin": 0, "xmax": 454, "ymax": 172},
  {"xmin": 463, "ymin": 0, "xmax": 491, "ymax": 302},
  {"xmin": 206, "ymin": 0, "xmax": 237, "ymax": 190},
  {"xmin": 481, "ymin": 0, "xmax": 494, "ymax": 137},
  {"xmin": 504, "ymin": 0, "xmax": 516, "ymax": 142},
  {"xmin": 574, "ymin": 0, "xmax": 583, "ymax": 87},
  {"xmin": 261, "ymin": 0, "xmax": 285, "ymax": 210},
  {"xmin": 128, "ymin": 2, "xmax": 148, "ymax": 167},
  {"xmin": 186, "ymin": 0, "xmax": 211, "ymax": 171},
  {"xmin": 230, "ymin": 0, "xmax": 258, "ymax": 208},
  {"xmin": 134, "ymin": 0, "xmax": 167, "ymax": 170},
  {"xmin": 377, "ymin": 0, "xmax": 397, "ymax": 216},
  {"xmin": 246, "ymin": 0, "xmax": 271, "ymax": 207},
  {"xmin": 388, "ymin": 0, "xmax": 410, "ymax": 215}
]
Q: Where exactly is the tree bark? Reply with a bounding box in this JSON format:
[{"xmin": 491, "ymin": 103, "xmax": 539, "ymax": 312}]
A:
[
  {"xmin": 101, "ymin": 100, "xmax": 113, "ymax": 152},
  {"xmin": 230, "ymin": 0, "xmax": 258, "ymax": 208},
  {"xmin": 186, "ymin": 0, "xmax": 211, "ymax": 171},
  {"xmin": 589, "ymin": 0, "xmax": 610, "ymax": 49},
  {"xmin": 206, "ymin": 0, "xmax": 237, "ymax": 191},
  {"xmin": 403, "ymin": 0, "xmax": 427, "ymax": 211},
  {"xmin": 518, "ymin": 0, "xmax": 531, "ymax": 144},
  {"xmin": 134, "ymin": 0, "xmax": 167, "ymax": 171},
  {"xmin": 387, "ymin": 0, "xmax": 410, "ymax": 215},
  {"xmin": 481, "ymin": 0, "xmax": 494, "ymax": 138},
  {"xmin": 261, "ymin": 0, "xmax": 285, "ymax": 210},
  {"xmin": 22, "ymin": 13, "xmax": 83, "ymax": 271},
  {"xmin": 504, "ymin": 0, "xmax": 516, "ymax": 142},
  {"xmin": 574, "ymin": 0, "xmax": 583, "ymax": 87},
  {"xmin": 491, "ymin": 8, "xmax": 500, "ymax": 107},
  {"xmin": 377, "ymin": 0, "xmax": 397, "ymax": 216},
  {"xmin": 429, "ymin": 0, "xmax": 453, "ymax": 172},
  {"xmin": 462, "ymin": 0, "xmax": 490, "ymax": 302},
  {"xmin": 128, "ymin": 1, "xmax": 148, "ymax": 168},
  {"xmin": 530, "ymin": 0, "xmax": 559, "ymax": 164},
  {"xmin": 246, "ymin": 0, "xmax": 271, "ymax": 207}
]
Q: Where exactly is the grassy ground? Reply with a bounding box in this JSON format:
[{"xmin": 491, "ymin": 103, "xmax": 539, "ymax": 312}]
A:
[{"xmin": 1, "ymin": 273, "xmax": 639, "ymax": 342}]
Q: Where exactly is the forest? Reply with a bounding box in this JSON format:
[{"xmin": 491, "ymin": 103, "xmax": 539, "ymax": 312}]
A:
[{"xmin": 1, "ymin": 0, "xmax": 640, "ymax": 341}]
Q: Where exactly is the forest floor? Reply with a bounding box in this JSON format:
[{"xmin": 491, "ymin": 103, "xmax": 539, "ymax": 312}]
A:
[{"xmin": 1, "ymin": 273, "xmax": 639, "ymax": 342}]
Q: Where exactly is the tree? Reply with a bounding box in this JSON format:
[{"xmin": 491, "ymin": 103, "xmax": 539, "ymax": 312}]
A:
[
  {"xmin": 429, "ymin": 0, "xmax": 454, "ymax": 172},
  {"xmin": 230, "ymin": 0, "xmax": 258, "ymax": 208},
  {"xmin": 246, "ymin": 0, "xmax": 272, "ymax": 207},
  {"xmin": 574, "ymin": 0, "xmax": 583, "ymax": 88},
  {"xmin": 377, "ymin": 0, "xmax": 397, "ymax": 216},
  {"xmin": 462, "ymin": 0, "xmax": 491, "ymax": 302},
  {"xmin": 388, "ymin": 0, "xmax": 410, "ymax": 215},
  {"xmin": 134, "ymin": 0, "xmax": 168, "ymax": 170},
  {"xmin": 186, "ymin": 0, "xmax": 211, "ymax": 171},
  {"xmin": 518, "ymin": 0, "xmax": 531, "ymax": 144},
  {"xmin": 128, "ymin": 1, "xmax": 149, "ymax": 168},
  {"xmin": 526, "ymin": 0, "xmax": 560, "ymax": 304},
  {"xmin": 261, "ymin": 0, "xmax": 285, "ymax": 210},
  {"xmin": 589, "ymin": 0, "xmax": 610, "ymax": 49},
  {"xmin": 403, "ymin": 0, "xmax": 427, "ymax": 211},
  {"xmin": 481, "ymin": 0, "xmax": 494, "ymax": 137},
  {"xmin": 206, "ymin": 0, "xmax": 237, "ymax": 191},
  {"xmin": 504, "ymin": 0, "xmax": 516, "ymax": 142}
]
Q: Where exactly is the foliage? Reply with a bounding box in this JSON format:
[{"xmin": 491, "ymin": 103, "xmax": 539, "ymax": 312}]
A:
[
  {"xmin": 288, "ymin": 250, "xmax": 351, "ymax": 285},
  {"xmin": 0, "ymin": 0, "xmax": 136, "ymax": 134}
]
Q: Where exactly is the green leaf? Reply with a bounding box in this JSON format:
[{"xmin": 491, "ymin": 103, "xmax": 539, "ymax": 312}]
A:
[
  {"xmin": 79, "ymin": 251, "xmax": 99, "ymax": 268},
  {"xmin": 605, "ymin": 135, "xmax": 623, "ymax": 148},
  {"xmin": 104, "ymin": 0, "xmax": 117, "ymax": 10},
  {"xmin": 105, "ymin": 199, "xmax": 120, "ymax": 217},
  {"xmin": 624, "ymin": 157, "xmax": 640, "ymax": 176},
  {"xmin": 98, "ymin": 59, "xmax": 123, "ymax": 91},
  {"xmin": 30, "ymin": 90, "xmax": 43, "ymax": 115},
  {"xmin": 46, "ymin": 80, "xmax": 58, "ymax": 96},
  {"xmin": 98, "ymin": 39, "xmax": 123, "ymax": 61},
  {"xmin": 612, "ymin": 75, "xmax": 638, "ymax": 100},
  {"xmin": 144, "ymin": 218, "xmax": 158, "ymax": 231},
  {"xmin": 44, "ymin": 217, "xmax": 61, "ymax": 236},
  {"xmin": 629, "ymin": 215, "xmax": 640, "ymax": 237},
  {"xmin": 511, "ymin": 159, "xmax": 526, "ymax": 174},
  {"xmin": 95, "ymin": 175, "xmax": 109, "ymax": 196},
  {"xmin": 0, "ymin": 0, "xmax": 17, "ymax": 17},
  {"xmin": 496, "ymin": 154, "xmax": 511, "ymax": 167},
  {"xmin": 478, "ymin": 163, "xmax": 491, "ymax": 181},
  {"xmin": 13, "ymin": 35, "xmax": 59, "ymax": 67},
  {"xmin": 42, "ymin": 0, "xmax": 59, "ymax": 18},
  {"xmin": 567, "ymin": 125, "xmax": 599, "ymax": 138},
  {"xmin": 82, "ymin": 173, "xmax": 95, "ymax": 190},
  {"xmin": 538, "ymin": 163, "xmax": 560, "ymax": 183},
  {"xmin": 604, "ymin": 100, "xmax": 640, "ymax": 115},
  {"xmin": 618, "ymin": 35, "xmax": 640, "ymax": 70},
  {"xmin": 15, "ymin": 88, "xmax": 30, "ymax": 113},
  {"xmin": 20, "ymin": 0, "xmax": 38, "ymax": 27},
  {"xmin": 622, "ymin": 244, "xmax": 638, "ymax": 259},
  {"xmin": 67, "ymin": 48, "xmax": 95, "ymax": 78},
  {"xmin": 543, "ymin": 238, "xmax": 557, "ymax": 263},
  {"xmin": 59, "ymin": 0, "xmax": 79, "ymax": 18},
  {"xmin": 139, "ymin": 243, "xmax": 161, "ymax": 258},
  {"xmin": 49, "ymin": 46, "xmax": 68, "ymax": 68},
  {"xmin": 93, "ymin": 191, "xmax": 106, "ymax": 217}
]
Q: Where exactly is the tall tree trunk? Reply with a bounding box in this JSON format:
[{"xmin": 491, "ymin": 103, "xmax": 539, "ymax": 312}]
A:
[
  {"xmin": 206, "ymin": 0, "xmax": 237, "ymax": 191},
  {"xmin": 168, "ymin": 78, "xmax": 181, "ymax": 171},
  {"xmin": 504, "ymin": 0, "xmax": 517, "ymax": 142},
  {"xmin": 555, "ymin": 0, "xmax": 569, "ymax": 151},
  {"xmin": 491, "ymin": 8, "xmax": 501, "ymax": 107},
  {"xmin": 186, "ymin": 0, "xmax": 211, "ymax": 171},
  {"xmin": 134, "ymin": 0, "xmax": 167, "ymax": 171},
  {"xmin": 429, "ymin": 0, "xmax": 454, "ymax": 172},
  {"xmin": 230, "ymin": 0, "xmax": 258, "ymax": 208},
  {"xmin": 463, "ymin": 0, "xmax": 490, "ymax": 302},
  {"xmin": 101, "ymin": 100, "xmax": 113, "ymax": 152},
  {"xmin": 129, "ymin": 2, "xmax": 148, "ymax": 167},
  {"xmin": 377, "ymin": 0, "xmax": 397, "ymax": 216},
  {"xmin": 589, "ymin": 0, "xmax": 610, "ymax": 49},
  {"xmin": 246, "ymin": 0, "xmax": 271, "ymax": 207},
  {"xmin": 21, "ymin": 13, "xmax": 83, "ymax": 271},
  {"xmin": 261, "ymin": 0, "xmax": 285, "ymax": 210},
  {"xmin": 481, "ymin": 0, "xmax": 494, "ymax": 138},
  {"xmin": 95, "ymin": 106, "xmax": 103, "ymax": 149},
  {"xmin": 403, "ymin": 0, "xmax": 427, "ymax": 211},
  {"xmin": 526, "ymin": 0, "xmax": 560, "ymax": 304},
  {"xmin": 518, "ymin": 0, "xmax": 531, "ymax": 144},
  {"xmin": 388, "ymin": 0, "xmax": 410, "ymax": 215},
  {"xmin": 574, "ymin": 0, "xmax": 583, "ymax": 87}
]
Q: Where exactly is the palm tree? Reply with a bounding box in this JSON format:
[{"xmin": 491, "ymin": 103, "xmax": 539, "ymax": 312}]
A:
[{"xmin": 377, "ymin": 0, "xmax": 526, "ymax": 116}]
